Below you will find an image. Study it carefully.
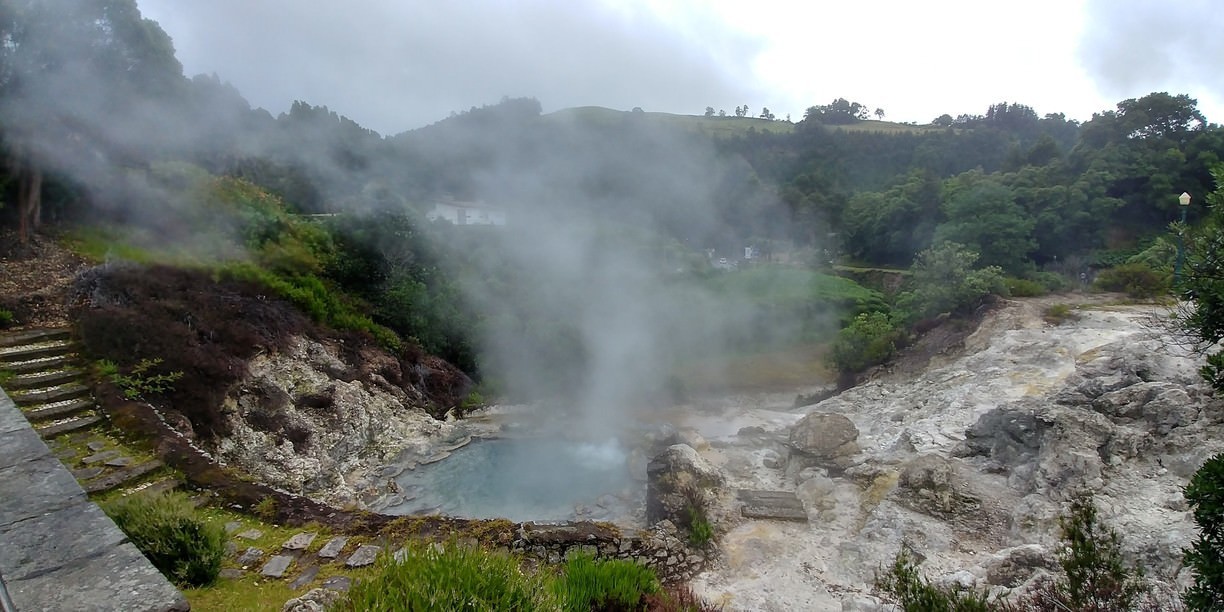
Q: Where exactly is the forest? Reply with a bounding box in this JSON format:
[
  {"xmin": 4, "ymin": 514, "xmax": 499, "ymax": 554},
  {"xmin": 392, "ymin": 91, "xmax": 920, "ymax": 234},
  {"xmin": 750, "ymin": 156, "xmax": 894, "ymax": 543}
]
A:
[{"xmin": 2, "ymin": 0, "xmax": 1223, "ymax": 398}]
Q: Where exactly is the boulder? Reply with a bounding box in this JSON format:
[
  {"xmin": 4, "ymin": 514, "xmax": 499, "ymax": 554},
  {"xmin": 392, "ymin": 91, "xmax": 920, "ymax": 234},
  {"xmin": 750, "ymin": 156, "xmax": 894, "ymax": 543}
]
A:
[
  {"xmin": 788, "ymin": 412, "xmax": 859, "ymax": 460},
  {"xmin": 646, "ymin": 444, "xmax": 722, "ymax": 524},
  {"xmin": 984, "ymin": 544, "xmax": 1056, "ymax": 587},
  {"xmin": 894, "ymin": 454, "xmax": 980, "ymax": 518}
]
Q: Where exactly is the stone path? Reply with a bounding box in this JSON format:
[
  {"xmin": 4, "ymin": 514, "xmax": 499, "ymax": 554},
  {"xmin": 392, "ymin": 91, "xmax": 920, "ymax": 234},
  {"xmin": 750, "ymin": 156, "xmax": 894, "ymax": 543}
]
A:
[{"xmin": 218, "ymin": 528, "xmax": 369, "ymax": 594}]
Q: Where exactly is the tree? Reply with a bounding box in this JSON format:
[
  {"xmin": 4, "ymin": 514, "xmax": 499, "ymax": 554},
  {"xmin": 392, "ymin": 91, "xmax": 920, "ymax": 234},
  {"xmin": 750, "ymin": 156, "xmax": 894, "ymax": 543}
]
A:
[
  {"xmin": 895, "ymin": 241, "xmax": 1006, "ymax": 324},
  {"xmin": 874, "ymin": 108, "xmax": 885, "ymax": 120},
  {"xmin": 718, "ymin": 109, "xmax": 726, "ymax": 118},
  {"xmin": 1180, "ymin": 164, "xmax": 1224, "ymax": 392},
  {"xmin": 735, "ymin": 105, "xmax": 747, "ymax": 118},
  {"xmin": 759, "ymin": 107, "xmax": 774, "ymax": 120},
  {"xmin": 704, "ymin": 106, "xmax": 715, "ymax": 117},
  {"xmin": 934, "ymin": 178, "xmax": 1035, "ymax": 274},
  {"xmin": 932, "ymin": 114, "xmax": 954, "ymax": 127},
  {"xmin": 1184, "ymin": 453, "xmax": 1224, "ymax": 610}
]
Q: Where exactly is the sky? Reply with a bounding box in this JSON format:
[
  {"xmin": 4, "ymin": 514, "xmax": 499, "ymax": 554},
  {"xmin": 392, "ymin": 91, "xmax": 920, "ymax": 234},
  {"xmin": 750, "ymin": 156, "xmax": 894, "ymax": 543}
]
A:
[{"xmin": 136, "ymin": 0, "xmax": 1224, "ymax": 136}]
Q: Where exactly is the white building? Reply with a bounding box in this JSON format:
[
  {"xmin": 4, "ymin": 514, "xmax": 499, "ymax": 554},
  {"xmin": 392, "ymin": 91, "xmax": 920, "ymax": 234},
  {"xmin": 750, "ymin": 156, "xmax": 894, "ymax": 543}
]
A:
[{"xmin": 426, "ymin": 200, "xmax": 507, "ymax": 226}]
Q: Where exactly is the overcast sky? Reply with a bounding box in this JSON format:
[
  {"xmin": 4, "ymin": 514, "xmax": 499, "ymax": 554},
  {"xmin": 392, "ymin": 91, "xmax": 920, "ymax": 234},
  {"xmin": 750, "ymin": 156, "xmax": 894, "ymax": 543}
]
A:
[{"xmin": 137, "ymin": 0, "xmax": 1224, "ymax": 136}]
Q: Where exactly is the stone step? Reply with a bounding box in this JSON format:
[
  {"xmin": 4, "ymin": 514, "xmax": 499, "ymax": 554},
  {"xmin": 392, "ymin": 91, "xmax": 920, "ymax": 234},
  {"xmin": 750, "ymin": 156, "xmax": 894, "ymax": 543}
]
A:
[
  {"xmin": 0, "ymin": 339, "xmax": 74, "ymax": 363},
  {"xmin": 0, "ymin": 353, "xmax": 76, "ymax": 374},
  {"xmin": 23, "ymin": 398, "xmax": 95, "ymax": 422},
  {"xmin": 6, "ymin": 368, "xmax": 85, "ymax": 390},
  {"xmin": 36, "ymin": 414, "xmax": 103, "ymax": 438},
  {"xmin": 12, "ymin": 382, "xmax": 90, "ymax": 406},
  {"xmin": 83, "ymin": 460, "xmax": 165, "ymax": 494},
  {"xmin": 123, "ymin": 478, "xmax": 183, "ymax": 498},
  {"xmin": 0, "ymin": 327, "xmax": 71, "ymax": 348}
]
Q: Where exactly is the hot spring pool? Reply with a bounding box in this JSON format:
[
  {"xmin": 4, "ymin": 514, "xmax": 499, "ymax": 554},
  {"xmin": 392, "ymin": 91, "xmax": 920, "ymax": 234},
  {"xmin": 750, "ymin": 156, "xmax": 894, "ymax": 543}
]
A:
[{"xmin": 387, "ymin": 437, "xmax": 640, "ymax": 522}]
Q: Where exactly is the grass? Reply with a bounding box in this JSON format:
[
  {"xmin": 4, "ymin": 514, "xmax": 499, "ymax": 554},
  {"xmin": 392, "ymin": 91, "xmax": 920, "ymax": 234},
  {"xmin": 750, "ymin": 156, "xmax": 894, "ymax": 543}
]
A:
[{"xmin": 675, "ymin": 343, "xmax": 834, "ymax": 391}]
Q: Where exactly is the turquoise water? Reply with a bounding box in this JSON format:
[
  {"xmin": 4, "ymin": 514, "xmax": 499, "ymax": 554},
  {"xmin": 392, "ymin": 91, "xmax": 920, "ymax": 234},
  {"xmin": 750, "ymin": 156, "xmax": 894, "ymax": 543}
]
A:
[{"xmin": 390, "ymin": 437, "xmax": 639, "ymax": 522}]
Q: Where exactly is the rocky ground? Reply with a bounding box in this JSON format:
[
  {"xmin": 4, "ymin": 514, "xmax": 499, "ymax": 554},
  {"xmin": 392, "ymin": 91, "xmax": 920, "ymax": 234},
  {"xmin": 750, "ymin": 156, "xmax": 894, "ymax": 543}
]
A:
[{"xmin": 667, "ymin": 295, "xmax": 1221, "ymax": 611}]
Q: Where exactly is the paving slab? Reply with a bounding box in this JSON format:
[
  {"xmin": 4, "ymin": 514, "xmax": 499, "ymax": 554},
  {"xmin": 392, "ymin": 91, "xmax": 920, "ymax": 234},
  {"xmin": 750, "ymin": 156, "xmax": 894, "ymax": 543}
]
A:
[
  {"xmin": 283, "ymin": 532, "xmax": 317, "ymax": 551},
  {"xmin": 0, "ymin": 424, "xmax": 52, "ymax": 466},
  {"xmin": 0, "ymin": 501, "xmax": 127, "ymax": 580},
  {"xmin": 290, "ymin": 564, "xmax": 319, "ymax": 590},
  {"xmin": 0, "ymin": 455, "xmax": 87, "ymax": 525},
  {"xmin": 236, "ymin": 547, "xmax": 265, "ymax": 567},
  {"xmin": 236, "ymin": 528, "xmax": 264, "ymax": 540},
  {"xmin": 0, "ymin": 393, "xmax": 30, "ymax": 434},
  {"xmin": 82, "ymin": 450, "xmax": 123, "ymax": 465},
  {"xmin": 72, "ymin": 466, "xmax": 105, "ymax": 480},
  {"xmin": 87, "ymin": 440, "xmax": 108, "ymax": 452},
  {"xmin": 104, "ymin": 456, "xmax": 134, "ymax": 468},
  {"xmin": 737, "ymin": 489, "xmax": 809, "ymax": 522},
  {"xmin": 261, "ymin": 554, "xmax": 294, "ymax": 578},
  {"xmin": 317, "ymin": 536, "xmax": 348, "ymax": 559},
  {"xmin": 345, "ymin": 544, "xmax": 381, "ymax": 567},
  {"xmin": 7, "ymin": 541, "xmax": 188, "ymax": 612},
  {"xmin": 321, "ymin": 576, "xmax": 352, "ymax": 592}
]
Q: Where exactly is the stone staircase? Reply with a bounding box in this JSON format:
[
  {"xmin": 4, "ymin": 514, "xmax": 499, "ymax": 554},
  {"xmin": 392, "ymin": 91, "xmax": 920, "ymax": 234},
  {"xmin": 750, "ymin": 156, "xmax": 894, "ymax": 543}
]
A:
[{"xmin": 0, "ymin": 328, "xmax": 180, "ymax": 498}]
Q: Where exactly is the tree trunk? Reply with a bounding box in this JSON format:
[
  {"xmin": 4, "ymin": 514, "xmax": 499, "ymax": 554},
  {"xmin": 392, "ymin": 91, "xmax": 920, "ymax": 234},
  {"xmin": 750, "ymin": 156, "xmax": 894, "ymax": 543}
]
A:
[{"xmin": 16, "ymin": 160, "xmax": 42, "ymax": 245}]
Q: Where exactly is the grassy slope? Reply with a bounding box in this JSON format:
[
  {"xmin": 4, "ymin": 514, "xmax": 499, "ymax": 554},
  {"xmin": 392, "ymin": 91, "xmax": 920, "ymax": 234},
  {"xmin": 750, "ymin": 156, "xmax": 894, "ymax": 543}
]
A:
[{"xmin": 544, "ymin": 106, "xmax": 941, "ymax": 138}]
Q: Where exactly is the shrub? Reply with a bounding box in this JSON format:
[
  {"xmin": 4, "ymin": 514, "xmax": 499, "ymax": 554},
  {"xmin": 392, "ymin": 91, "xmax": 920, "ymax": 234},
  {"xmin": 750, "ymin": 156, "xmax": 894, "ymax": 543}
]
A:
[
  {"xmin": 1184, "ymin": 453, "xmax": 1224, "ymax": 611},
  {"xmin": 334, "ymin": 541, "xmax": 563, "ymax": 611},
  {"xmin": 560, "ymin": 553, "xmax": 660, "ymax": 612},
  {"xmin": 0, "ymin": 307, "xmax": 13, "ymax": 328},
  {"xmin": 679, "ymin": 485, "xmax": 715, "ymax": 548},
  {"xmin": 829, "ymin": 311, "xmax": 902, "ymax": 374},
  {"xmin": 110, "ymin": 357, "xmax": 183, "ymax": 400},
  {"xmin": 1005, "ymin": 277, "xmax": 1047, "ymax": 297},
  {"xmin": 1043, "ymin": 303, "xmax": 1077, "ymax": 325},
  {"xmin": 100, "ymin": 492, "xmax": 225, "ymax": 587},
  {"xmin": 895, "ymin": 242, "xmax": 1007, "ymax": 324},
  {"xmin": 1032, "ymin": 270, "xmax": 1071, "ymax": 292},
  {"xmin": 1054, "ymin": 495, "xmax": 1146, "ymax": 611},
  {"xmin": 875, "ymin": 549, "xmax": 995, "ymax": 611},
  {"xmin": 1093, "ymin": 263, "xmax": 1169, "ymax": 298}
]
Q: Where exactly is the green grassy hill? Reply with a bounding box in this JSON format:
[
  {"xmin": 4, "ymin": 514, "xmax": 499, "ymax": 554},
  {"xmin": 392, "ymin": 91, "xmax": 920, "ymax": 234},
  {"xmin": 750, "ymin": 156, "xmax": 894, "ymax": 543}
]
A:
[{"xmin": 544, "ymin": 106, "xmax": 941, "ymax": 138}]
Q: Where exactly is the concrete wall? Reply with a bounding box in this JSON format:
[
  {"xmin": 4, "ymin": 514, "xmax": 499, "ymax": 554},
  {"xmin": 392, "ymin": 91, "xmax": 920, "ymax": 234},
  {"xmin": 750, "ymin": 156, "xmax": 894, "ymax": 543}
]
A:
[{"xmin": 0, "ymin": 389, "xmax": 187, "ymax": 612}]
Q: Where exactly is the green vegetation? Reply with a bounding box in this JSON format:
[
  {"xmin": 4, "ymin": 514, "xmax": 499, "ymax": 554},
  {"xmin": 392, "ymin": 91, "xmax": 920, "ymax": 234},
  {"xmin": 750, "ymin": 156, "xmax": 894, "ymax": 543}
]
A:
[
  {"xmin": 875, "ymin": 549, "xmax": 994, "ymax": 611},
  {"xmin": 558, "ymin": 553, "xmax": 661, "ymax": 612},
  {"xmin": 1184, "ymin": 453, "xmax": 1224, "ymax": 610},
  {"xmin": 829, "ymin": 311, "xmax": 900, "ymax": 374},
  {"xmin": 679, "ymin": 485, "xmax": 715, "ymax": 548},
  {"xmin": 895, "ymin": 242, "xmax": 1007, "ymax": 324},
  {"xmin": 333, "ymin": 542, "xmax": 564, "ymax": 611},
  {"xmin": 1093, "ymin": 262, "xmax": 1169, "ymax": 298},
  {"xmin": 106, "ymin": 357, "xmax": 184, "ymax": 401},
  {"xmin": 0, "ymin": 307, "xmax": 13, "ymax": 328},
  {"xmin": 877, "ymin": 495, "xmax": 1159, "ymax": 611},
  {"xmin": 100, "ymin": 492, "xmax": 225, "ymax": 588},
  {"xmin": 1042, "ymin": 303, "xmax": 1077, "ymax": 325}
]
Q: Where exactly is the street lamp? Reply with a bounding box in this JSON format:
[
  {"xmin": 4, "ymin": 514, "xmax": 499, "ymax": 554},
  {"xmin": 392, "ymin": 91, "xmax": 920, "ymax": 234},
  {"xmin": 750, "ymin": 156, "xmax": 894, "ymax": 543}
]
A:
[{"xmin": 1174, "ymin": 191, "xmax": 1191, "ymax": 287}]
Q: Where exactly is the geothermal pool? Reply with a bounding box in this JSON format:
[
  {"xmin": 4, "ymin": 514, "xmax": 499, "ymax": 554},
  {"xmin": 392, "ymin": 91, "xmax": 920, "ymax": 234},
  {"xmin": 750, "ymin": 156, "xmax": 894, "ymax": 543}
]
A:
[{"xmin": 387, "ymin": 436, "xmax": 641, "ymax": 523}]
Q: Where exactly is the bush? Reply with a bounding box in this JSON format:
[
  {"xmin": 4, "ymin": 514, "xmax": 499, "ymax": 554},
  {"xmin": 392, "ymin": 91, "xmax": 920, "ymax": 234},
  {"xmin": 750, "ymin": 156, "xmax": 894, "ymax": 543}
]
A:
[
  {"xmin": 100, "ymin": 492, "xmax": 225, "ymax": 587},
  {"xmin": 1054, "ymin": 495, "xmax": 1146, "ymax": 611},
  {"xmin": 895, "ymin": 242, "xmax": 1007, "ymax": 324},
  {"xmin": 829, "ymin": 311, "xmax": 902, "ymax": 374},
  {"xmin": 1093, "ymin": 263, "xmax": 1169, "ymax": 298},
  {"xmin": 560, "ymin": 553, "xmax": 661, "ymax": 612},
  {"xmin": 1032, "ymin": 270, "xmax": 1071, "ymax": 292},
  {"xmin": 876, "ymin": 549, "xmax": 995, "ymax": 611},
  {"xmin": 334, "ymin": 541, "xmax": 563, "ymax": 611},
  {"xmin": 1043, "ymin": 303, "xmax": 1077, "ymax": 325},
  {"xmin": 1184, "ymin": 453, "xmax": 1224, "ymax": 611},
  {"xmin": 0, "ymin": 307, "xmax": 13, "ymax": 328},
  {"xmin": 1004, "ymin": 277, "xmax": 1047, "ymax": 297}
]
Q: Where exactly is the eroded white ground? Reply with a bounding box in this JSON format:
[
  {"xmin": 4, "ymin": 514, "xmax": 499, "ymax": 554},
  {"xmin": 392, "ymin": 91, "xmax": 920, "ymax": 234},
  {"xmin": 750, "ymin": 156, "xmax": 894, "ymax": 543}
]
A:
[{"xmin": 670, "ymin": 297, "xmax": 1220, "ymax": 611}]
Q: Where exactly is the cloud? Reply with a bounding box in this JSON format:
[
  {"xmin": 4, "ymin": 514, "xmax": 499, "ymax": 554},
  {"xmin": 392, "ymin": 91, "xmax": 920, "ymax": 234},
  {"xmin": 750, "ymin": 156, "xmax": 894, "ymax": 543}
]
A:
[
  {"xmin": 1078, "ymin": 0, "xmax": 1224, "ymax": 119},
  {"xmin": 136, "ymin": 0, "xmax": 767, "ymax": 134}
]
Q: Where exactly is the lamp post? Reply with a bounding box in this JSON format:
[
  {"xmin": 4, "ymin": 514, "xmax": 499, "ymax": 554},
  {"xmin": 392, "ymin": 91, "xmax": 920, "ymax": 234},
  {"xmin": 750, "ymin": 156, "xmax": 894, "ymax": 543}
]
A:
[{"xmin": 1174, "ymin": 191, "xmax": 1191, "ymax": 287}]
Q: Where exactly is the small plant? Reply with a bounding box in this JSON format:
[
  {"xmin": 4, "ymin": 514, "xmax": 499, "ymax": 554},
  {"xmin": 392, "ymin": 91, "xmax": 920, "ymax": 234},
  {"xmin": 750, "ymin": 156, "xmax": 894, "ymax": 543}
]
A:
[
  {"xmin": 100, "ymin": 491, "xmax": 225, "ymax": 587},
  {"xmin": 1043, "ymin": 303, "xmax": 1078, "ymax": 325},
  {"xmin": 334, "ymin": 541, "xmax": 563, "ymax": 611},
  {"xmin": 0, "ymin": 307, "xmax": 14, "ymax": 328},
  {"xmin": 111, "ymin": 357, "xmax": 184, "ymax": 400},
  {"xmin": 1055, "ymin": 495, "xmax": 1146, "ymax": 611},
  {"xmin": 679, "ymin": 485, "xmax": 715, "ymax": 548},
  {"xmin": 94, "ymin": 359, "xmax": 120, "ymax": 379},
  {"xmin": 876, "ymin": 549, "xmax": 995, "ymax": 611},
  {"xmin": 252, "ymin": 496, "xmax": 278, "ymax": 522},
  {"xmin": 559, "ymin": 552, "xmax": 661, "ymax": 611},
  {"xmin": 0, "ymin": 369, "xmax": 14, "ymax": 386},
  {"xmin": 1184, "ymin": 453, "xmax": 1224, "ymax": 611}
]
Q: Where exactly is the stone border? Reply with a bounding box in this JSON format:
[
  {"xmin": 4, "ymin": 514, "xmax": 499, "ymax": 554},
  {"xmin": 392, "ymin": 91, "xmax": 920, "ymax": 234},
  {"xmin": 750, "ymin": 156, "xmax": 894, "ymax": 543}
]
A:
[{"xmin": 0, "ymin": 388, "xmax": 187, "ymax": 612}]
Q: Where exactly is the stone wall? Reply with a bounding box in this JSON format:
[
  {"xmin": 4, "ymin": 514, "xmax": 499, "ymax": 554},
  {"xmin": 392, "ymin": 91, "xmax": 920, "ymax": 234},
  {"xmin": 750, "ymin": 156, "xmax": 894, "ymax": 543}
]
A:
[
  {"xmin": 0, "ymin": 388, "xmax": 187, "ymax": 611},
  {"xmin": 511, "ymin": 520, "xmax": 708, "ymax": 582}
]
